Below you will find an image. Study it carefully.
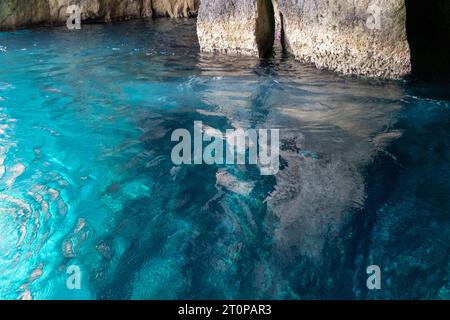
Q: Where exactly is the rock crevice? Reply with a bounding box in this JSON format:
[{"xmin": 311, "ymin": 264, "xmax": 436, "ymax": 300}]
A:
[{"xmin": 197, "ymin": 0, "xmax": 275, "ymax": 57}]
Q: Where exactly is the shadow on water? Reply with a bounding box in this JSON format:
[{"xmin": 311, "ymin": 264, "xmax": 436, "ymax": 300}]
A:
[
  {"xmin": 337, "ymin": 79, "xmax": 450, "ymax": 299},
  {"xmin": 91, "ymin": 42, "xmax": 413, "ymax": 299}
]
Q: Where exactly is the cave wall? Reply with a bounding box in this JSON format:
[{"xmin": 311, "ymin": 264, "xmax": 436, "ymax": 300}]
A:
[
  {"xmin": 152, "ymin": 0, "xmax": 199, "ymax": 18},
  {"xmin": 197, "ymin": 0, "xmax": 412, "ymax": 79},
  {"xmin": 0, "ymin": 0, "xmax": 52, "ymax": 29},
  {"xmin": 4, "ymin": 0, "xmax": 450, "ymax": 79},
  {"xmin": 197, "ymin": 0, "xmax": 275, "ymax": 57},
  {"xmin": 278, "ymin": 0, "xmax": 411, "ymax": 79},
  {"xmin": 0, "ymin": 0, "xmax": 199, "ymax": 30}
]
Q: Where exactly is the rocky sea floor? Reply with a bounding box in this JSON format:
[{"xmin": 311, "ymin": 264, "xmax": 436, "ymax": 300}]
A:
[{"xmin": 0, "ymin": 19, "xmax": 448, "ymax": 299}]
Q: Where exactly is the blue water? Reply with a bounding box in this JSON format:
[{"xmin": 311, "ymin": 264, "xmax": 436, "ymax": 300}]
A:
[{"xmin": 0, "ymin": 19, "xmax": 448, "ymax": 300}]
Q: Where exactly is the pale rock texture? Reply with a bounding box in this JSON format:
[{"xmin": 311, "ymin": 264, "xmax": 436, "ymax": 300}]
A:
[
  {"xmin": 0, "ymin": 0, "xmax": 199, "ymax": 30},
  {"xmin": 0, "ymin": 0, "xmax": 52, "ymax": 29},
  {"xmin": 197, "ymin": 0, "xmax": 275, "ymax": 57},
  {"xmin": 197, "ymin": 0, "xmax": 412, "ymax": 79},
  {"xmin": 0, "ymin": 0, "xmax": 153, "ymax": 29},
  {"xmin": 152, "ymin": 0, "xmax": 200, "ymax": 18},
  {"xmin": 278, "ymin": 0, "xmax": 411, "ymax": 79},
  {"xmin": 0, "ymin": 0, "xmax": 420, "ymax": 78}
]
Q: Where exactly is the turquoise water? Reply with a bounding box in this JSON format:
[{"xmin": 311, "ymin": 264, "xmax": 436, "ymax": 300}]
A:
[{"xmin": 0, "ymin": 19, "xmax": 448, "ymax": 300}]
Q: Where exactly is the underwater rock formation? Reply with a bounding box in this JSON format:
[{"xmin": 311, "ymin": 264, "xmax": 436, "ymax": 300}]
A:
[{"xmin": 0, "ymin": 0, "xmax": 199, "ymax": 30}]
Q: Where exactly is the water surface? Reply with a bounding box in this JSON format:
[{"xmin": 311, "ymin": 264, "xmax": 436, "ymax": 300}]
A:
[{"xmin": 0, "ymin": 19, "xmax": 448, "ymax": 299}]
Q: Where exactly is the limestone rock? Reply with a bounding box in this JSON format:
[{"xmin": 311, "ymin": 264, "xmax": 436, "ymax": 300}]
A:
[
  {"xmin": 277, "ymin": 0, "xmax": 411, "ymax": 79},
  {"xmin": 197, "ymin": 0, "xmax": 275, "ymax": 57},
  {"xmin": 197, "ymin": 0, "xmax": 411, "ymax": 79},
  {"xmin": 0, "ymin": 0, "xmax": 52, "ymax": 29},
  {"xmin": 0, "ymin": 0, "xmax": 417, "ymax": 79},
  {"xmin": 0, "ymin": 0, "xmax": 154, "ymax": 29},
  {"xmin": 152, "ymin": 0, "xmax": 200, "ymax": 18}
]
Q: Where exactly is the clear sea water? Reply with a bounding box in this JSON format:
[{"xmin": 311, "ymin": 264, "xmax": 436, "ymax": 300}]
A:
[{"xmin": 0, "ymin": 19, "xmax": 448, "ymax": 300}]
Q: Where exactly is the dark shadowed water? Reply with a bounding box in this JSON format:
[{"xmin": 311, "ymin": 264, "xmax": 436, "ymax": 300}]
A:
[{"xmin": 0, "ymin": 19, "xmax": 448, "ymax": 299}]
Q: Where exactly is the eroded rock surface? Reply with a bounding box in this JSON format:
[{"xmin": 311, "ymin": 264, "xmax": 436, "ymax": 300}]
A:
[
  {"xmin": 1, "ymin": 0, "xmax": 414, "ymax": 78},
  {"xmin": 197, "ymin": 0, "xmax": 274, "ymax": 57},
  {"xmin": 197, "ymin": 0, "xmax": 411, "ymax": 79},
  {"xmin": 0, "ymin": 0, "xmax": 199, "ymax": 30},
  {"xmin": 152, "ymin": 0, "xmax": 199, "ymax": 18},
  {"xmin": 278, "ymin": 0, "xmax": 411, "ymax": 78}
]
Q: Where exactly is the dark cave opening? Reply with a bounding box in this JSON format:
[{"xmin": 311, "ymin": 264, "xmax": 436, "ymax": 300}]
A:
[
  {"xmin": 279, "ymin": 12, "xmax": 288, "ymax": 54},
  {"xmin": 405, "ymin": 0, "xmax": 450, "ymax": 78},
  {"xmin": 255, "ymin": 0, "xmax": 275, "ymax": 58}
]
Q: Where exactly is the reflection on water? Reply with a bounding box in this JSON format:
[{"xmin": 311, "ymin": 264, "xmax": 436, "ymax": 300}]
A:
[{"xmin": 0, "ymin": 19, "xmax": 448, "ymax": 299}]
